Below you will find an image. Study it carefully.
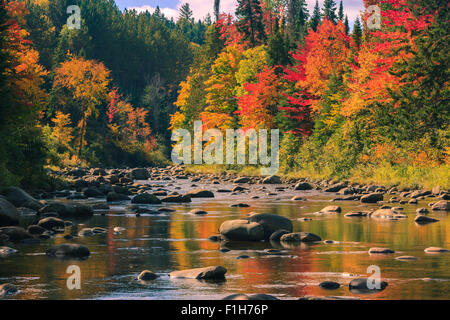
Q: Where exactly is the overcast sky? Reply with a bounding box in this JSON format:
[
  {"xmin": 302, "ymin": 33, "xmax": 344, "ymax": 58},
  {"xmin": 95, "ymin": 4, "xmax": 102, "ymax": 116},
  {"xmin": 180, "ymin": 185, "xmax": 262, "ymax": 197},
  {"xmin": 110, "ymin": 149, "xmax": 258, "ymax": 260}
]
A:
[{"xmin": 115, "ymin": 0, "xmax": 365, "ymax": 28}]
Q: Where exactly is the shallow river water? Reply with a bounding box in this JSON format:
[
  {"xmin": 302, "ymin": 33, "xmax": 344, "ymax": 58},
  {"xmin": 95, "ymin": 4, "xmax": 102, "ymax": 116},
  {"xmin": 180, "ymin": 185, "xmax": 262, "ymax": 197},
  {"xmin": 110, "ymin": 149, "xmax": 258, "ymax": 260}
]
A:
[{"xmin": 1, "ymin": 178, "xmax": 449, "ymax": 300}]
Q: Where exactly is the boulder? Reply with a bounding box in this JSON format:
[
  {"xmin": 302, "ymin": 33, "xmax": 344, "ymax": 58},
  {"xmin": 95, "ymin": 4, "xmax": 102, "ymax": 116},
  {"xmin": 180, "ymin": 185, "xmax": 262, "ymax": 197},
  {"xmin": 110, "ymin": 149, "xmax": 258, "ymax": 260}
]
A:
[
  {"xmin": 161, "ymin": 194, "xmax": 191, "ymax": 203},
  {"xmin": 0, "ymin": 198, "xmax": 21, "ymax": 226},
  {"xmin": 424, "ymin": 247, "xmax": 448, "ymax": 253},
  {"xmin": 27, "ymin": 225, "xmax": 46, "ymax": 235},
  {"xmin": 83, "ymin": 187, "xmax": 104, "ymax": 198},
  {"xmin": 416, "ymin": 208, "xmax": 429, "ymax": 215},
  {"xmin": 169, "ymin": 266, "xmax": 227, "ymax": 280},
  {"xmin": 38, "ymin": 203, "xmax": 93, "ymax": 219},
  {"xmin": 344, "ymin": 212, "xmax": 367, "ymax": 217},
  {"xmin": 369, "ymin": 247, "xmax": 395, "ymax": 254},
  {"xmin": 414, "ymin": 215, "xmax": 439, "ymax": 225},
  {"xmin": 320, "ymin": 206, "xmax": 341, "ymax": 213},
  {"xmin": 37, "ymin": 217, "xmax": 65, "ymax": 230},
  {"xmin": 46, "ymin": 244, "xmax": 90, "ymax": 259},
  {"xmin": 106, "ymin": 192, "xmax": 131, "ymax": 202},
  {"xmin": 137, "ymin": 270, "xmax": 158, "ymax": 281},
  {"xmin": 294, "ymin": 182, "xmax": 313, "ymax": 190},
  {"xmin": 269, "ymin": 229, "xmax": 290, "ymax": 242},
  {"xmin": 131, "ymin": 193, "xmax": 161, "ymax": 204},
  {"xmin": 360, "ymin": 193, "xmax": 384, "ymax": 204},
  {"xmin": 0, "ymin": 227, "xmax": 34, "ymax": 242},
  {"xmin": 130, "ymin": 168, "xmax": 150, "ymax": 180},
  {"xmin": 184, "ymin": 189, "xmax": 215, "ymax": 198},
  {"xmin": 233, "ymin": 177, "xmax": 250, "ymax": 184},
  {"xmin": 431, "ymin": 200, "xmax": 449, "ymax": 211},
  {"xmin": 1, "ymin": 187, "xmax": 43, "ymax": 210},
  {"xmin": 319, "ymin": 281, "xmax": 340, "ymax": 290},
  {"xmin": 349, "ymin": 278, "xmax": 388, "ymax": 293},
  {"xmin": 280, "ymin": 232, "xmax": 322, "ymax": 243},
  {"xmin": 248, "ymin": 213, "xmax": 293, "ymax": 239},
  {"xmin": 324, "ymin": 183, "xmax": 347, "ymax": 193},
  {"xmin": 219, "ymin": 219, "xmax": 265, "ymax": 241},
  {"xmin": 262, "ymin": 175, "xmax": 281, "ymax": 184}
]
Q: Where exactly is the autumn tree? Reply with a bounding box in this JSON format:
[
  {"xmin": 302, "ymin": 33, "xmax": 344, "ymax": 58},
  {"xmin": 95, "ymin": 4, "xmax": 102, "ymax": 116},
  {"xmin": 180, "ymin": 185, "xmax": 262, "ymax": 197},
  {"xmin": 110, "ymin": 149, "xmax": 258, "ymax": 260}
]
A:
[
  {"xmin": 53, "ymin": 56, "xmax": 111, "ymax": 158},
  {"xmin": 51, "ymin": 111, "xmax": 73, "ymax": 147}
]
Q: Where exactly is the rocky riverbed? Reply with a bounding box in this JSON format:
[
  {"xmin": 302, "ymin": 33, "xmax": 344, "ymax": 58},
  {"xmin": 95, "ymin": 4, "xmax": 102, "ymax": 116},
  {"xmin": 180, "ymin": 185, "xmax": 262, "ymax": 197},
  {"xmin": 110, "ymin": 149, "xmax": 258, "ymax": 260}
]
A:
[{"xmin": 0, "ymin": 166, "xmax": 449, "ymax": 300}]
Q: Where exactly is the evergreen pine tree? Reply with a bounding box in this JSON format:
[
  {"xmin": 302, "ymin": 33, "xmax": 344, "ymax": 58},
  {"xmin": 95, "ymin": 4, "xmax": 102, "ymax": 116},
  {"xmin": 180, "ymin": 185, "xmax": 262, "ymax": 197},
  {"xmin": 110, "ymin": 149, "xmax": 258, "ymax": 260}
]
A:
[
  {"xmin": 322, "ymin": 0, "xmax": 337, "ymax": 23},
  {"xmin": 236, "ymin": 0, "xmax": 266, "ymax": 47},
  {"xmin": 287, "ymin": 0, "xmax": 309, "ymax": 42},
  {"xmin": 344, "ymin": 14, "xmax": 349, "ymax": 35},
  {"xmin": 352, "ymin": 16, "xmax": 362, "ymax": 50},
  {"xmin": 338, "ymin": 1, "xmax": 344, "ymax": 21},
  {"xmin": 309, "ymin": 0, "xmax": 321, "ymax": 32},
  {"xmin": 268, "ymin": 17, "xmax": 290, "ymax": 66},
  {"xmin": 179, "ymin": 3, "xmax": 194, "ymax": 22}
]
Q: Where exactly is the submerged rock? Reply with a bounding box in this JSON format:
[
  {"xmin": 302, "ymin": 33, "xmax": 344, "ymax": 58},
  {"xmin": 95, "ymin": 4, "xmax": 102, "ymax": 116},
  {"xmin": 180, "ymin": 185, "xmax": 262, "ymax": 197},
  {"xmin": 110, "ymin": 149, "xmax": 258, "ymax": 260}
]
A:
[
  {"xmin": 184, "ymin": 189, "xmax": 214, "ymax": 198},
  {"xmin": 319, "ymin": 281, "xmax": 340, "ymax": 290},
  {"xmin": 131, "ymin": 193, "xmax": 161, "ymax": 204},
  {"xmin": 46, "ymin": 244, "xmax": 90, "ymax": 259},
  {"xmin": 349, "ymin": 278, "xmax": 388, "ymax": 293},
  {"xmin": 169, "ymin": 266, "xmax": 227, "ymax": 280},
  {"xmin": 369, "ymin": 247, "xmax": 395, "ymax": 254},
  {"xmin": 161, "ymin": 194, "xmax": 191, "ymax": 203}
]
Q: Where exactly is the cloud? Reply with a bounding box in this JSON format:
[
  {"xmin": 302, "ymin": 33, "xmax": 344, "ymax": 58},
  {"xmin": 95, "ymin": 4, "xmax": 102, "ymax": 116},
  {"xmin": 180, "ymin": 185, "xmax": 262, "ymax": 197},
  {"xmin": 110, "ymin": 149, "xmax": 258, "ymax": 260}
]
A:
[
  {"xmin": 127, "ymin": 5, "xmax": 179, "ymax": 20},
  {"xmin": 127, "ymin": 0, "xmax": 364, "ymax": 25}
]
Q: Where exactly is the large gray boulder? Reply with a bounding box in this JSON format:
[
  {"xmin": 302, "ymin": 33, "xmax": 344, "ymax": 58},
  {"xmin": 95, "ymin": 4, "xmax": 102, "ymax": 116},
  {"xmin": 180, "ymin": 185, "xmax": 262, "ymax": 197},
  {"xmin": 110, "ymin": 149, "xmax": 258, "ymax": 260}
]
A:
[
  {"xmin": 294, "ymin": 182, "xmax": 314, "ymax": 190},
  {"xmin": 0, "ymin": 198, "xmax": 21, "ymax": 226},
  {"xmin": 248, "ymin": 213, "xmax": 293, "ymax": 239},
  {"xmin": 38, "ymin": 203, "xmax": 93, "ymax": 219},
  {"xmin": 169, "ymin": 266, "xmax": 227, "ymax": 280},
  {"xmin": 219, "ymin": 219, "xmax": 265, "ymax": 241},
  {"xmin": 2, "ymin": 187, "xmax": 43, "ymax": 210},
  {"xmin": 131, "ymin": 193, "xmax": 161, "ymax": 204}
]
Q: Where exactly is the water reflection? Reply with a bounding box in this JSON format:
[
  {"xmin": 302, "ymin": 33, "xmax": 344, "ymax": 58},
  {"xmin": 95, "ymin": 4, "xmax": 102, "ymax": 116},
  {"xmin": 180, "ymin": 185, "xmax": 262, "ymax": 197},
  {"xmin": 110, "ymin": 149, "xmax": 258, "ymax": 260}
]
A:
[{"xmin": 0, "ymin": 180, "xmax": 449, "ymax": 300}]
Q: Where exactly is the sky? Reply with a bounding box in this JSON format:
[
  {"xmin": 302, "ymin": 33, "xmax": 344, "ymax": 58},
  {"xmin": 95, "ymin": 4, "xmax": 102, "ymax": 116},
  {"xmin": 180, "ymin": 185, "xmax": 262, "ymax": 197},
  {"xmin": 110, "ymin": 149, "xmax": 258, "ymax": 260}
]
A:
[{"xmin": 115, "ymin": 0, "xmax": 365, "ymax": 26}]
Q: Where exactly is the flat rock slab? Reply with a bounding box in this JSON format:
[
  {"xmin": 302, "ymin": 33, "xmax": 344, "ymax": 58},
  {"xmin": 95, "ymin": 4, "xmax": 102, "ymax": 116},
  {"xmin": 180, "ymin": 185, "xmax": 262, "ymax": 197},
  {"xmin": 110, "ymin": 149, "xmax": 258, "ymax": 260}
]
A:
[
  {"xmin": 424, "ymin": 247, "xmax": 449, "ymax": 253},
  {"xmin": 169, "ymin": 266, "xmax": 227, "ymax": 280},
  {"xmin": 395, "ymin": 256, "xmax": 418, "ymax": 261}
]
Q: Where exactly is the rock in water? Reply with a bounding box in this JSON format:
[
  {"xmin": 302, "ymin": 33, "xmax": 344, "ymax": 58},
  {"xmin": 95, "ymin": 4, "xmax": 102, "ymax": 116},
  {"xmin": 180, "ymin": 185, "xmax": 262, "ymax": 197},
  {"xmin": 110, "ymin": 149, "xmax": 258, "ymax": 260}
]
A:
[
  {"xmin": 431, "ymin": 200, "xmax": 449, "ymax": 211},
  {"xmin": 0, "ymin": 198, "xmax": 21, "ymax": 227},
  {"xmin": 184, "ymin": 189, "xmax": 215, "ymax": 198},
  {"xmin": 368, "ymin": 247, "xmax": 395, "ymax": 254},
  {"xmin": 424, "ymin": 247, "xmax": 448, "ymax": 253},
  {"xmin": 262, "ymin": 175, "xmax": 281, "ymax": 184},
  {"xmin": 0, "ymin": 283, "xmax": 18, "ymax": 297},
  {"xmin": 0, "ymin": 246, "xmax": 17, "ymax": 258},
  {"xmin": 138, "ymin": 270, "xmax": 158, "ymax": 281},
  {"xmin": 414, "ymin": 215, "xmax": 439, "ymax": 225},
  {"xmin": 360, "ymin": 193, "xmax": 384, "ymax": 203},
  {"xmin": 0, "ymin": 227, "xmax": 34, "ymax": 243},
  {"xmin": 269, "ymin": 230, "xmax": 291, "ymax": 242},
  {"xmin": 130, "ymin": 168, "xmax": 150, "ymax": 180},
  {"xmin": 37, "ymin": 217, "xmax": 65, "ymax": 230},
  {"xmin": 189, "ymin": 209, "xmax": 207, "ymax": 215},
  {"xmin": 38, "ymin": 203, "xmax": 93, "ymax": 219},
  {"xmin": 280, "ymin": 232, "xmax": 322, "ymax": 243},
  {"xmin": 1, "ymin": 187, "xmax": 43, "ymax": 210},
  {"xmin": 320, "ymin": 206, "xmax": 341, "ymax": 213},
  {"xmin": 223, "ymin": 294, "xmax": 279, "ymax": 300},
  {"xmin": 106, "ymin": 192, "xmax": 131, "ymax": 202},
  {"xmin": 319, "ymin": 281, "xmax": 341, "ymax": 290},
  {"xmin": 161, "ymin": 195, "xmax": 191, "ymax": 203},
  {"xmin": 349, "ymin": 278, "xmax": 388, "ymax": 293},
  {"xmin": 131, "ymin": 193, "xmax": 161, "ymax": 204},
  {"xmin": 169, "ymin": 266, "xmax": 227, "ymax": 280},
  {"xmin": 46, "ymin": 244, "xmax": 90, "ymax": 259},
  {"xmin": 219, "ymin": 220, "xmax": 265, "ymax": 241},
  {"xmin": 294, "ymin": 182, "xmax": 313, "ymax": 190},
  {"xmin": 248, "ymin": 213, "xmax": 293, "ymax": 240}
]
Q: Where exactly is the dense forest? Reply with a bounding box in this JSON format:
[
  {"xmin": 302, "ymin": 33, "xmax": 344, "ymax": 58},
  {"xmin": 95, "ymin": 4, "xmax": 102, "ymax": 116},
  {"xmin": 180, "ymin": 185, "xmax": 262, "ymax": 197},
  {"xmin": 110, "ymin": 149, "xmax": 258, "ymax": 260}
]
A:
[{"xmin": 0, "ymin": 0, "xmax": 448, "ymax": 189}]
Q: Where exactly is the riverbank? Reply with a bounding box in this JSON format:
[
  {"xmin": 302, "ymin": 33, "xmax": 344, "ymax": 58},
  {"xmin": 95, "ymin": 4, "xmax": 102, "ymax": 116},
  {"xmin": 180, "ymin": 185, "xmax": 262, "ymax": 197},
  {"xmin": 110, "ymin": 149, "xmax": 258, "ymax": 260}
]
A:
[{"xmin": 184, "ymin": 163, "xmax": 450, "ymax": 190}]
